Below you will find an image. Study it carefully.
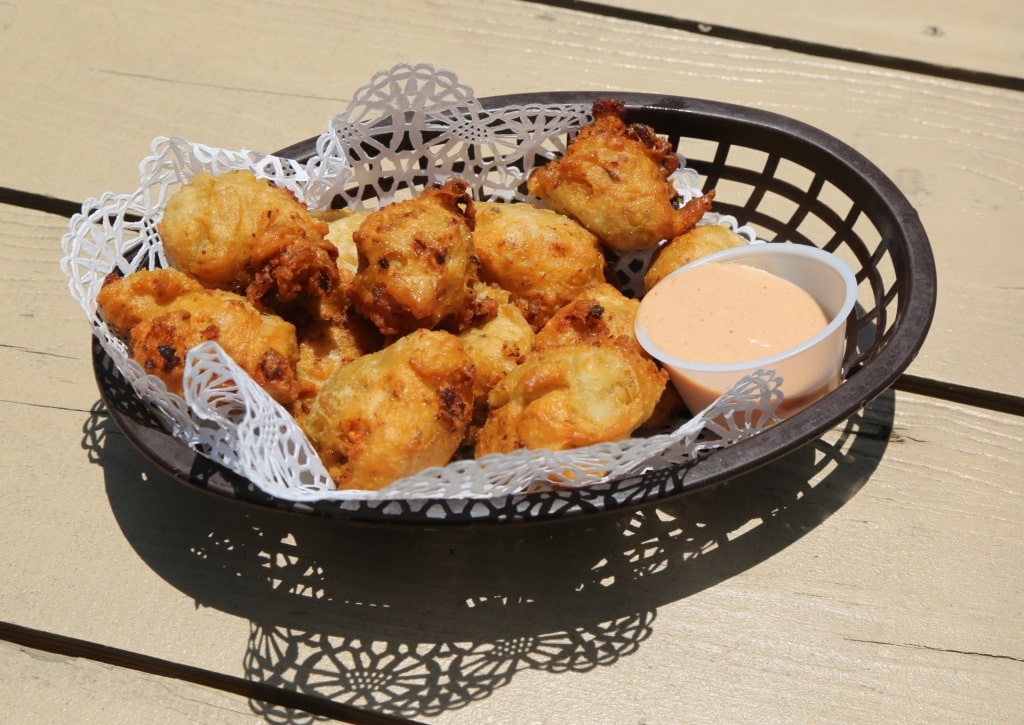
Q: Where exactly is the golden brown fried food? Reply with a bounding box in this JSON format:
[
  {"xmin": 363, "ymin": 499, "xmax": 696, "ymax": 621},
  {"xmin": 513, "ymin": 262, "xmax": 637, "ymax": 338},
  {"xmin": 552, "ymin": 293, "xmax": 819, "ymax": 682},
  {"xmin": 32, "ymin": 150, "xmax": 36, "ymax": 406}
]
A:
[
  {"xmin": 159, "ymin": 170, "xmax": 339, "ymax": 309},
  {"xmin": 94, "ymin": 267, "xmax": 205, "ymax": 335},
  {"xmin": 300, "ymin": 329, "xmax": 476, "ymax": 490},
  {"xmin": 351, "ymin": 179, "xmax": 479, "ymax": 336},
  {"xmin": 527, "ymin": 98, "xmax": 715, "ymax": 252},
  {"xmin": 292, "ymin": 301, "xmax": 382, "ymax": 413},
  {"xmin": 472, "ymin": 201, "xmax": 608, "ymax": 330},
  {"xmin": 643, "ymin": 223, "xmax": 749, "ymax": 293},
  {"xmin": 318, "ymin": 208, "xmax": 370, "ymax": 284},
  {"xmin": 533, "ymin": 281, "xmax": 646, "ymax": 357},
  {"xmin": 456, "ymin": 284, "xmax": 536, "ymax": 439},
  {"xmin": 475, "ymin": 344, "xmax": 667, "ymax": 456},
  {"xmin": 291, "ymin": 208, "xmax": 383, "ymax": 407},
  {"xmin": 96, "ymin": 268, "xmax": 306, "ymax": 404}
]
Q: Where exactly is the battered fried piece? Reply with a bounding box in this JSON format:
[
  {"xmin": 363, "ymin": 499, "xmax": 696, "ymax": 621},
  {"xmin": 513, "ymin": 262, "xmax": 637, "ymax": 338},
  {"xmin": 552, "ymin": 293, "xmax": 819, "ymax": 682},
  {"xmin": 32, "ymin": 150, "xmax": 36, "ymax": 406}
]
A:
[
  {"xmin": 643, "ymin": 223, "xmax": 749, "ymax": 293},
  {"xmin": 292, "ymin": 299, "xmax": 382, "ymax": 412},
  {"xmin": 456, "ymin": 284, "xmax": 536, "ymax": 440},
  {"xmin": 524, "ymin": 281, "xmax": 670, "ymax": 441},
  {"xmin": 351, "ymin": 179, "xmax": 479, "ymax": 336},
  {"xmin": 318, "ymin": 208, "xmax": 370, "ymax": 284},
  {"xmin": 94, "ymin": 267, "xmax": 205, "ymax": 336},
  {"xmin": 527, "ymin": 99, "xmax": 715, "ymax": 252},
  {"xmin": 533, "ymin": 282, "xmax": 647, "ymax": 358},
  {"xmin": 158, "ymin": 170, "xmax": 339, "ymax": 309},
  {"xmin": 475, "ymin": 344, "xmax": 666, "ymax": 456},
  {"xmin": 300, "ymin": 329, "xmax": 476, "ymax": 490},
  {"xmin": 96, "ymin": 268, "xmax": 306, "ymax": 404},
  {"xmin": 291, "ymin": 208, "xmax": 383, "ymax": 406},
  {"xmin": 472, "ymin": 201, "xmax": 608, "ymax": 330}
]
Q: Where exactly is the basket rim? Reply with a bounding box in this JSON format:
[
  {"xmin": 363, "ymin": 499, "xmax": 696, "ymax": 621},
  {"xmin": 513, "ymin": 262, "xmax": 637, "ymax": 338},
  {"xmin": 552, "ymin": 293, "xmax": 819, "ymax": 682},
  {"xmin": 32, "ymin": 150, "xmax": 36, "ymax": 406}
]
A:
[{"xmin": 102, "ymin": 92, "xmax": 937, "ymax": 524}]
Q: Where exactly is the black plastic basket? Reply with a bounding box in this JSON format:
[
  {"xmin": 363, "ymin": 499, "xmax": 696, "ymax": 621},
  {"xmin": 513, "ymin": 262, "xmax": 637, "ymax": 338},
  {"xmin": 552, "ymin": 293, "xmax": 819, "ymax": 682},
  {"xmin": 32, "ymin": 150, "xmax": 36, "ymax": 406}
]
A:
[{"xmin": 97, "ymin": 92, "xmax": 936, "ymax": 525}]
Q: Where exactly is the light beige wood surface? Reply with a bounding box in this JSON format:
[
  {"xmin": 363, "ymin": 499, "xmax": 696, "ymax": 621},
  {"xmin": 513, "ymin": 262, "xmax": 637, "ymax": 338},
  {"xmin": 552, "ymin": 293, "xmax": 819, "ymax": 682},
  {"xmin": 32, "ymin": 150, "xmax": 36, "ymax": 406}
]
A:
[
  {"xmin": 1, "ymin": 1, "xmax": 1021, "ymax": 723},
  {"xmin": 1, "ymin": 641, "xmax": 264, "ymax": 725},
  {"xmin": 629, "ymin": 0, "xmax": 1024, "ymax": 78}
]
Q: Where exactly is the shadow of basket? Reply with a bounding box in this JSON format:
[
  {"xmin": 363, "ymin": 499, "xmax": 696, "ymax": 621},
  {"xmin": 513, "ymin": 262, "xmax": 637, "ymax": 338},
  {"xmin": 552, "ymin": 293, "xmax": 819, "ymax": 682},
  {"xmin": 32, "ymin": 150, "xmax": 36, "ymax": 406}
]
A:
[{"xmin": 82, "ymin": 386, "xmax": 893, "ymax": 721}]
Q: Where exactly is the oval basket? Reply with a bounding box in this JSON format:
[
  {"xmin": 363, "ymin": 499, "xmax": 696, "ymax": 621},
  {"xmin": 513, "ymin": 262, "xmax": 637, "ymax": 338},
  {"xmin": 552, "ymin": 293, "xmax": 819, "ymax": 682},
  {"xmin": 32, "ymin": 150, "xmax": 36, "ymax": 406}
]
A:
[{"xmin": 96, "ymin": 91, "xmax": 937, "ymax": 525}]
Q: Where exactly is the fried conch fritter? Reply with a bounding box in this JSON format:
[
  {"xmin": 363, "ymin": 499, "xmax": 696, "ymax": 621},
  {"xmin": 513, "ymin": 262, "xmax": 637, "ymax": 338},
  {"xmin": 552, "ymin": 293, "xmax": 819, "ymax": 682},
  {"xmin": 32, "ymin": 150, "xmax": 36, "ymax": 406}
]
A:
[
  {"xmin": 291, "ymin": 208, "xmax": 383, "ymax": 408},
  {"xmin": 478, "ymin": 282, "xmax": 667, "ymax": 455},
  {"xmin": 474, "ymin": 344, "xmax": 667, "ymax": 456},
  {"xmin": 456, "ymin": 283, "xmax": 536, "ymax": 439},
  {"xmin": 527, "ymin": 98, "xmax": 715, "ymax": 252},
  {"xmin": 299, "ymin": 329, "xmax": 476, "ymax": 491},
  {"xmin": 643, "ymin": 223, "xmax": 749, "ymax": 293},
  {"xmin": 318, "ymin": 208, "xmax": 370, "ymax": 284},
  {"xmin": 533, "ymin": 282, "xmax": 647, "ymax": 358},
  {"xmin": 292, "ymin": 299, "xmax": 382, "ymax": 414},
  {"xmin": 351, "ymin": 179, "xmax": 479, "ymax": 336},
  {"xmin": 96, "ymin": 268, "xmax": 307, "ymax": 404},
  {"xmin": 472, "ymin": 201, "xmax": 608, "ymax": 330},
  {"xmin": 159, "ymin": 170, "xmax": 339, "ymax": 310}
]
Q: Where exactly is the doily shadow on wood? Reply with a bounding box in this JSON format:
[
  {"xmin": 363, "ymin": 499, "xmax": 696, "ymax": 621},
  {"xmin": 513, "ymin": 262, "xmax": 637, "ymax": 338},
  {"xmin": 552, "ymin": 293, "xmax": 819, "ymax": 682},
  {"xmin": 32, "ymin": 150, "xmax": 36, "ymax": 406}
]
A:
[{"xmin": 82, "ymin": 386, "xmax": 895, "ymax": 721}]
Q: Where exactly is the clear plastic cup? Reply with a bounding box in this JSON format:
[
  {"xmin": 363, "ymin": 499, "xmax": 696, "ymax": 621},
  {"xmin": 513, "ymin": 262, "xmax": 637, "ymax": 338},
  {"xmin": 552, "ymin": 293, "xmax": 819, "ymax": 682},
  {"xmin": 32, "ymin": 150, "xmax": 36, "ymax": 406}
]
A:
[{"xmin": 635, "ymin": 243, "xmax": 858, "ymax": 419}]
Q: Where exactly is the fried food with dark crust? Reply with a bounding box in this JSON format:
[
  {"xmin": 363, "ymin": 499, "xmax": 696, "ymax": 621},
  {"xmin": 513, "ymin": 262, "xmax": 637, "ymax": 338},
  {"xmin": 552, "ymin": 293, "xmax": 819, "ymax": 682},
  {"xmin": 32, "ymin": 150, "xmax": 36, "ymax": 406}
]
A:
[
  {"xmin": 300, "ymin": 329, "xmax": 476, "ymax": 490},
  {"xmin": 96, "ymin": 268, "xmax": 306, "ymax": 404},
  {"xmin": 472, "ymin": 201, "xmax": 608, "ymax": 330},
  {"xmin": 292, "ymin": 298, "xmax": 383, "ymax": 415},
  {"xmin": 456, "ymin": 284, "xmax": 536, "ymax": 441},
  {"xmin": 158, "ymin": 170, "xmax": 339, "ymax": 310},
  {"xmin": 533, "ymin": 281, "xmax": 647, "ymax": 358},
  {"xmin": 475, "ymin": 344, "xmax": 666, "ymax": 456},
  {"xmin": 527, "ymin": 98, "xmax": 715, "ymax": 252},
  {"xmin": 644, "ymin": 223, "xmax": 749, "ymax": 293},
  {"xmin": 291, "ymin": 208, "xmax": 384, "ymax": 410},
  {"xmin": 94, "ymin": 267, "xmax": 205, "ymax": 336},
  {"xmin": 317, "ymin": 208, "xmax": 369, "ymax": 284},
  {"xmin": 351, "ymin": 179, "xmax": 479, "ymax": 336}
]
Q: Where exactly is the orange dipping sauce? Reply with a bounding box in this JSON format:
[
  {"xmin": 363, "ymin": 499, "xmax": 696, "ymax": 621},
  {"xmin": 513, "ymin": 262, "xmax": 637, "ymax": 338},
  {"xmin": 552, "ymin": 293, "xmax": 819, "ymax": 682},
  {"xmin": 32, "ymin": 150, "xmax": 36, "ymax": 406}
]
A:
[
  {"xmin": 635, "ymin": 251, "xmax": 852, "ymax": 418},
  {"xmin": 638, "ymin": 262, "xmax": 829, "ymax": 365}
]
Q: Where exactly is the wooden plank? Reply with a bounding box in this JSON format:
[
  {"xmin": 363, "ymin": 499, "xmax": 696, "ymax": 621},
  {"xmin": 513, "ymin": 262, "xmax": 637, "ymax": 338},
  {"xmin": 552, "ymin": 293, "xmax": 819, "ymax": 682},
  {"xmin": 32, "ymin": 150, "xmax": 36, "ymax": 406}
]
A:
[
  {"xmin": 0, "ymin": 641, "xmax": 265, "ymax": 725},
  {"xmin": 562, "ymin": 0, "xmax": 1024, "ymax": 81}
]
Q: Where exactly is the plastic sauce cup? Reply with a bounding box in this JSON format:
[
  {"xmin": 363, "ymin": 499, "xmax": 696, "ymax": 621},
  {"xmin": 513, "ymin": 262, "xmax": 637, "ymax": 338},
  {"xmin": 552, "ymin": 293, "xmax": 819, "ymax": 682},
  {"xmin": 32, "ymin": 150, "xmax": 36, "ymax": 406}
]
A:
[{"xmin": 635, "ymin": 243, "xmax": 858, "ymax": 419}]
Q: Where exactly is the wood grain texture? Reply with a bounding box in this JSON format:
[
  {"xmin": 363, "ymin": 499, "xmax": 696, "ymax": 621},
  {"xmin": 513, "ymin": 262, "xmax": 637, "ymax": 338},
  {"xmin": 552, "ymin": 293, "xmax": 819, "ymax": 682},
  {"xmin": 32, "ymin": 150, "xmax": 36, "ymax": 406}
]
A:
[
  {"xmin": 558, "ymin": 0, "xmax": 1024, "ymax": 80},
  {"xmin": 0, "ymin": 641, "xmax": 265, "ymax": 725},
  {"xmin": 1, "ymin": 0, "xmax": 1022, "ymax": 722}
]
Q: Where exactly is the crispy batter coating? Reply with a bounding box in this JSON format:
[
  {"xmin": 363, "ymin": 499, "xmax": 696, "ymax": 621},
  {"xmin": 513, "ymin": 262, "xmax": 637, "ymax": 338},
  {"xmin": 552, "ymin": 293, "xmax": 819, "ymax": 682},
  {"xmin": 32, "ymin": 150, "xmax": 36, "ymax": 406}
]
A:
[
  {"xmin": 96, "ymin": 268, "xmax": 306, "ymax": 404},
  {"xmin": 291, "ymin": 208, "xmax": 383, "ymax": 408},
  {"xmin": 94, "ymin": 266, "xmax": 205, "ymax": 336},
  {"xmin": 473, "ymin": 280, "xmax": 667, "ymax": 450},
  {"xmin": 472, "ymin": 201, "xmax": 608, "ymax": 330},
  {"xmin": 300, "ymin": 329, "xmax": 476, "ymax": 490},
  {"xmin": 527, "ymin": 98, "xmax": 715, "ymax": 252},
  {"xmin": 292, "ymin": 299, "xmax": 383, "ymax": 414},
  {"xmin": 318, "ymin": 208, "xmax": 370, "ymax": 284},
  {"xmin": 158, "ymin": 170, "xmax": 339, "ymax": 310},
  {"xmin": 456, "ymin": 284, "xmax": 536, "ymax": 440},
  {"xmin": 533, "ymin": 281, "xmax": 647, "ymax": 358},
  {"xmin": 643, "ymin": 223, "xmax": 749, "ymax": 293},
  {"xmin": 475, "ymin": 344, "xmax": 666, "ymax": 456},
  {"xmin": 351, "ymin": 179, "xmax": 479, "ymax": 336}
]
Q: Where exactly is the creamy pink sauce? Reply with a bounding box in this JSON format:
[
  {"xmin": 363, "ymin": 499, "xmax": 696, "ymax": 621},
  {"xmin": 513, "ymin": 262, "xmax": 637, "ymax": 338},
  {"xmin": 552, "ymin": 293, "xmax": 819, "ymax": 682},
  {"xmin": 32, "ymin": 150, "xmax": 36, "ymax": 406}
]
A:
[{"xmin": 639, "ymin": 262, "xmax": 829, "ymax": 364}]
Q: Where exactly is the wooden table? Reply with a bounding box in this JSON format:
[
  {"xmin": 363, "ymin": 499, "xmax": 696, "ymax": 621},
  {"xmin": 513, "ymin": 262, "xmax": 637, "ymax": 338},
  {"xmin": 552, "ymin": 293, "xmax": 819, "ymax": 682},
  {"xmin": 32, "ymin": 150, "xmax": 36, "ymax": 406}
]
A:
[{"xmin": 2, "ymin": 1, "xmax": 1022, "ymax": 722}]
